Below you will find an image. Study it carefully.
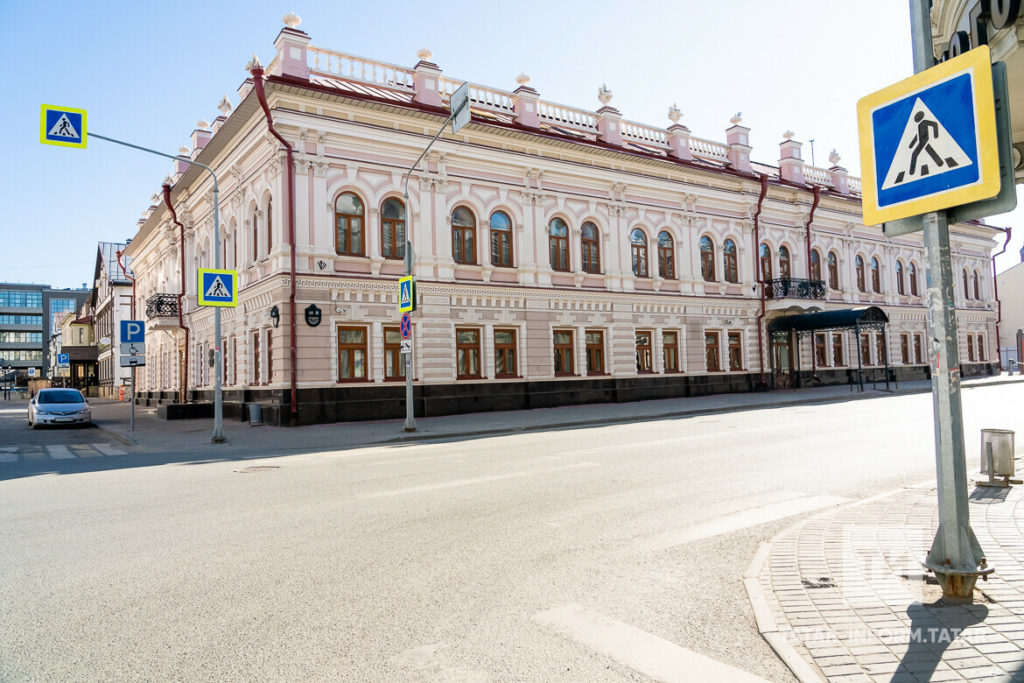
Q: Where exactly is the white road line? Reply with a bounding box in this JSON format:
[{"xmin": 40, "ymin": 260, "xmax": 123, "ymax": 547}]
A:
[
  {"xmin": 0, "ymin": 452, "xmax": 17, "ymax": 463},
  {"xmin": 358, "ymin": 462, "xmax": 599, "ymax": 499},
  {"xmin": 0, "ymin": 446, "xmax": 17, "ymax": 452},
  {"xmin": 45, "ymin": 445, "xmax": 76, "ymax": 459},
  {"xmin": 94, "ymin": 443, "xmax": 127, "ymax": 456},
  {"xmin": 644, "ymin": 495, "xmax": 848, "ymax": 551},
  {"xmin": 533, "ymin": 603, "xmax": 768, "ymax": 683}
]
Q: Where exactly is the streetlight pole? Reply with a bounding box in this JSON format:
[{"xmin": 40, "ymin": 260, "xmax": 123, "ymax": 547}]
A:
[{"xmin": 90, "ymin": 132, "xmax": 225, "ymax": 443}]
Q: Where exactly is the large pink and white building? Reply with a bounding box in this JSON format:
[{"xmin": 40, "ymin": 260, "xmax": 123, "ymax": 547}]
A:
[{"xmin": 124, "ymin": 16, "xmax": 1005, "ymax": 425}]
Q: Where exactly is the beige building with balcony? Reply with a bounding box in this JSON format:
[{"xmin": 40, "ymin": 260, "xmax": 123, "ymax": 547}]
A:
[{"xmin": 123, "ymin": 17, "xmax": 1005, "ymax": 425}]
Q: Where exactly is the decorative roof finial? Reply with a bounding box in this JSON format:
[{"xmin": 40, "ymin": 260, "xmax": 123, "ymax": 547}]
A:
[
  {"xmin": 283, "ymin": 12, "xmax": 301, "ymax": 28},
  {"xmin": 217, "ymin": 94, "xmax": 233, "ymax": 116},
  {"xmin": 829, "ymin": 148, "xmax": 841, "ymax": 166},
  {"xmin": 178, "ymin": 146, "xmax": 191, "ymax": 156},
  {"xmin": 668, "ymin": 103, "xmax": 682, "ymax": 124},
  {"xmin": 197, "ymin": 119, "xmax": 210, "ymax": 131},
  {"xmin": 597, "ymin": 84, "xmax": 613, "ymax": 106},
  {"xmin": 515, "ymin": 73, "xmax": 531, "ymax": 86},
  {"xmin": 783, "ymin": 130, "xmax": 795, "ymax": 140},
  {"xmin": 730, "ymin": 112, "xmax": 743, "ymax": 125},
  {"xmin": 417, "ymin": 47, "xmax": 433, "ymax": 61},
  {"xmin": 246, "ymin": 53, "xmax": 263, "ymax": 71}
]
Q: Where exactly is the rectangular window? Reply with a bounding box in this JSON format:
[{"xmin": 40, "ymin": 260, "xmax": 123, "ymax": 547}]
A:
[
  {"xmin": 705, "ymin": 331, "xmax": 721, "ymax": 372},
  {"xmin": 914, "ymin": 334, "xmax": 923, "ymax": 364},
  {"xmin": 553, "ymin": 330, "xmax": 574, "ymax": 376},
  {"xmin": 494, "ymin": 329, "xmax": 517, "ymax": 378},
  {"xmin": 832, "ymin": 333, "xmax": 844, "ymax": 366},
  {"xmin": 0, "ymin": 315, "xmax": 43, "ymax": 325},
  {"xmin": 977, "ymin": 334, "xmax": 985, "ymax": 362},
  {"xmin": 635, "ymin": 331, "xmax": 653, "ymax": 373},
  {"xmin": 384, "ymin": 327, "xmax": 405, "ymax": 380},
  {"xmin": 814, "ymin": 333, "xmax": 827, "ymax": 367},
  {"xmin": 860, "ymin": 333, "xmax": 871, "ymax": 366},
  {"xmin": 456, "ymin": 328, "xmax": 481, "ymax": 379},
  {"xmin": 663, "ymin": 331, "xmax": 679, "ymax": 373},
  {"xmin": 265, "ymin": 330, "xmax": 273, "ymax": 384},
  {"xmin": 0, "ymin": 291, "xmax": 43, "ymax": 308},
  {"xmin": 967, "ymin": 334, "xmax": 975, "ymax": 362},
  {"xmin": 901, "ymin": 334, "xmax": 910, "ymax": 364},
  {"xmin": 586, "ymin": 330, "xmax": 605, "ymax": 374},
  {"xmin": 251, "ymin": 332, "xmax": 260, "ymax": 385},
  {"xmin": 0, "ymin": 349, "xmax": 42, "ymax": 362},
  {"xmin": 0, "ymin": 331, "xmax": 43, "ymax": 343},
  {"xmin": 875, "ymin": 333, "xmax": 886, "ymax": 365},
  {"xmin": 337, "ymin": 326, "xmax": 367, "ymax": 381},
  {"xmin": 728, "ymin": 331, "xmax": 743, "ymax": 371}
]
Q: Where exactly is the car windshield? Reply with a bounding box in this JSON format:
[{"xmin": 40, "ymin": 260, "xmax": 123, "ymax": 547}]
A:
[{"xmin": 38, "ymin": 390, "xmax": 85, "ymax": 404}]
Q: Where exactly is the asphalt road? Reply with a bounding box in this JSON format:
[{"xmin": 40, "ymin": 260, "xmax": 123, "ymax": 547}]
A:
[{"xmin": 1, "ymin": 385, "xmax": 1022, "ymax": 681}]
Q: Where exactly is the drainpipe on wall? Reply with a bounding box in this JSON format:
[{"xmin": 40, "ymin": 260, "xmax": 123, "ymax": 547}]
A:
[
  {"xmin": 250, "ymin": 59, "xmax": 298, "ymax": 421},
  {"xmin": 162, "ymin": 183, "xmax": 190, "ymax": 404},
  {"xmin": 752, "ymin": 173, "xmax": 769, "ymax": 387},
  {"xmin": 115, "ymin": 250, "xmax": 136, "ymax": 320},
  {"xmin": 991, "ymin": 226, "xmax": 1011, "ymax": 370},
  {"xmin": 805, "ymin": 185, "xmax": 820, "ymax": 279}
]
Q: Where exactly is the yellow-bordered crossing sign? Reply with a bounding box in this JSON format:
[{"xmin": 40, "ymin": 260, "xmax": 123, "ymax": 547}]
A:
[
  {"xmin": 857, "ymin": 46, "xmax": 999, "ymax": 226},
  {"xmin": 197, "ymin": 269, "xmax": 238, "ymax": 307},
  {"xmin": 40, "ymin": 104, "xmax": 87, "ymax": 148}
]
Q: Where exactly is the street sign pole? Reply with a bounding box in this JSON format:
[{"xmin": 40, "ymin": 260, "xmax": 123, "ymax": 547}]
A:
[
  {"xmin": 397, "ymin": 82, "xmax": 470, "ymax": 433},
  {"xmin": 910, "ymin": 0, "xmax": 990, "ymax": 599},
  {"xmin": 130, "ymin": 367, "xmax": 135, "ymax": 432},
  {"xmin": 89, "ymin": 132, "xmax": 225, "ymax": 443}
]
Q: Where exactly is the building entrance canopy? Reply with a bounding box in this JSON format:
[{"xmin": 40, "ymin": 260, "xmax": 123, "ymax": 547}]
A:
[
  {"xmin": 768, "ymin": 306, "xmax": 889, "ymax": 333},
  {"xmin": 768, "ymin": 306, "xmax": 891, "ymax": 392}
]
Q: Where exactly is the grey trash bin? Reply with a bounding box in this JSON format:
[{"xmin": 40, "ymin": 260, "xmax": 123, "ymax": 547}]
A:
[{"xmin": 248, "ymin": 403, "xmax": 263, "ymax": 426}]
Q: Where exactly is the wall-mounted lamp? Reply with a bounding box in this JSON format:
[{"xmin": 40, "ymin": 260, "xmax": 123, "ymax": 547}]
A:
[{"xmin": 269, "ymin": 305, "xmax": 280, "ymax": 328}]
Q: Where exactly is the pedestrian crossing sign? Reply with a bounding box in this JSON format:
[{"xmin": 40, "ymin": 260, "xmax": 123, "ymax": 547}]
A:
[
  {"xmin": 857, "ymin": 45, "xmax": 999, "ymax": 226},
  {"xmin": 40, "ymin": 104, "xmax": 87, "ymax": 148},
  {"xmin": 398, "ymin": 276, "xmax": 416, "ymax": 313},
  {"xmin": 197, "ymin": 268, "xmax": 238, "ymax": 307}
]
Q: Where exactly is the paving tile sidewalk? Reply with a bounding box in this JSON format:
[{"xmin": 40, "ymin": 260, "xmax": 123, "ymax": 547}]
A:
[
  {"xmin": 88, "ymin": 374, "xmax": 1024, "ymax": 454},
  {"xmin": 748, "ymin": 478, "xmax": 1024, "ymax": 682}
]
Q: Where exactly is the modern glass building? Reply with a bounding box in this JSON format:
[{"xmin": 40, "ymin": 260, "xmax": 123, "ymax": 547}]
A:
[{"xmin": 0, "ymin": 282, "xmax": 90, "ymax": 383}]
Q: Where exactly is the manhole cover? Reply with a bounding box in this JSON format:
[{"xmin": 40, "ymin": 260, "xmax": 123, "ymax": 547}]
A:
[{"xmin": 235, "ymin": 465, "xmax": 280, "ymax": 473}]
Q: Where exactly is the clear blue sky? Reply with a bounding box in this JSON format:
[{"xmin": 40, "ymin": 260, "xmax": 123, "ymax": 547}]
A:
[{"xmin": 2, "ymin": 0, "xmax": 1020, "ymax": 289}]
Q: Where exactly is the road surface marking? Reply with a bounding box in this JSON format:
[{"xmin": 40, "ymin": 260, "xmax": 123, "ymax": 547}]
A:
[
  {"xmin": 533, "ymin": 603, "xmax": 768, "ymax": 683},
  {"xmin": 94, "ymin": 443, "xmax": 127, "ymax": 456},
  {"xmin": 0, "ymin": 452, "xmax": 17, "ymax": 463},
  {"xmin": 45, "ymin": 445, "xmax": 75, "ymax": 459},
  {"xmin": 359, "ymin": 462, "xmax": 599, "ymax": 499},
  {"xmin": 644, "ymin": 495, "xmax": 848, "ymax": 551}
]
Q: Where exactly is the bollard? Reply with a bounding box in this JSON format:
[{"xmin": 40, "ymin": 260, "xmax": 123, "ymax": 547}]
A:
[{"xmin": 118, "ymin": 386, "xmax": 125, "ymax": 402}]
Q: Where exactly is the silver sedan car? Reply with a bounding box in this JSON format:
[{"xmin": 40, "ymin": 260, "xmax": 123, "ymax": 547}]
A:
[{"xmin": 27, "ymin": 388, "xmax": 92, "ymax": 428}]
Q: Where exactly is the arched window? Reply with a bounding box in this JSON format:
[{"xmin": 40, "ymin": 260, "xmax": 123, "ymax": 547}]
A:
[
  {"xmin": 700, "ymin": 236, "xmax": 715, "ymax": 281},
  {"xmin": 335, "ymin": 192, "xmax": 365, "ymax": 256},
  {"xmin": 452, "ymin": 206, "xmax": 477, "ymax": 264},
  {"xmin": 896, "ymin": 260, "xmax": 905, "ymax": 295},
  {"xmin": 630, "ymin": 228, "xmax": 649, "ymax": 277},
  {"xmin": 962, "ymin": 269, "xmax": 970, "ymax": 298},
  {"xmin": 251, "ymin": 207, "xmax": 259, "ymax": 263},
  {"xmin": 658, "ymin": 231, "xmax": 675, "ymax": 279},
  {"xmin": 760, "ymin": 244, "xmax": 773, "ymax": 282},
  {"xmin": 828, "ymin": 251, "xmax": 839, "ymax": 290},
  {"xmin": 871, "ymin": 257, "xmax": 881, "ymax": 293},
  {"xmin": 973, "ymin": 270, "xmax": 980, "ymax": 300},
  {"xmin": 381, "ymin": 198, "xmax": 406, "ymax": 259},
  {"xmin": 723, "ymin": 239, "xmax": 738, "ymax": 283},
  {"xmin": 266, "ymin": 198, "xmax": 273, "ymax": 255},
  {"xmin": 810, "ymin": 249, "xmax": 821, "ymax": 282},
  {"xmin": 778, "ymin": 246, "xmax": 791, "ymax": 279},
  {"xmin": 548, "ymin": 217, "xmax": 569, "ymax": 271},
  {"xmin": 581, "ymin": 222, "xmax": 600, "ymax": 273},
  {"xmin": 909, "ymin": 262, "xmax": 919, "ymax": 296},
  {"xmin": 855, "ymin": 255, "xmax": 866, "ymax": 292},
  {"xmin": 490, "ymin": 210, "xmax": 513, "ymax": 267}
]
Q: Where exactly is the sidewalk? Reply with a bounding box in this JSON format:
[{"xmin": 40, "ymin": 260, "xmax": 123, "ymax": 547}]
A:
[
  {"xmin": 88, "ymin": 374, "xmax": 1024, "ymax": 453},
  {"xmin": 748, "ymin": 473, "xmax": 1024, "ymax": 681}
]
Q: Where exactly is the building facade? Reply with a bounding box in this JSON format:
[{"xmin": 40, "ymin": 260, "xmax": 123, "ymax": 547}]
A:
[
  {"xmin": 996, "ymin": 255, "xmax": 1024, "ymax": 366},
  {"xmin": 1, "ymin": 282, "xmax": 89, "ymax": 384},
  {"xmin": 123, "ymin": 18, "xmax": 1004, "ymax": 425},
  {"xmin": 91, "ymin": 242, "xmax": 134, "ymax": 397}
]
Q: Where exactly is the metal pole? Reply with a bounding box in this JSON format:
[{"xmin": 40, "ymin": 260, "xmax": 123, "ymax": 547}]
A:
[
  {"xmin": 90, "ymin": 132, "xmax": 225, "ymax": 443},
  {"xmin": 130, "ymin": 366, "xmax": 135, "ymax": 432},
  {"xmin": 398, "ymin": 110, "xmax": 457, "ymax": 433},
  {"xmin": 910, "ymin": 0, "xmax": 989, "ymax": 598},
  {"xmin": 855, "ymin": 323, "xmax": 864, "ymax": 392}
]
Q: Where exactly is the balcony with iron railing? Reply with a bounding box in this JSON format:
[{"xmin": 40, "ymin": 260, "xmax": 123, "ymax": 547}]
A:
[
  {"xmin": 145, "ymin": 294, "xmax": 180, "ymax": 330},
  {"xmin": 765, "ymin": 278, "xmax": 826, "ymax": 300}
]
